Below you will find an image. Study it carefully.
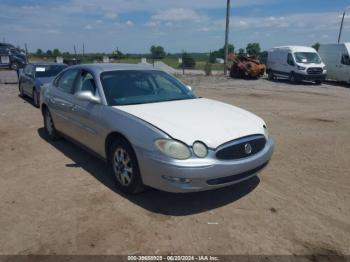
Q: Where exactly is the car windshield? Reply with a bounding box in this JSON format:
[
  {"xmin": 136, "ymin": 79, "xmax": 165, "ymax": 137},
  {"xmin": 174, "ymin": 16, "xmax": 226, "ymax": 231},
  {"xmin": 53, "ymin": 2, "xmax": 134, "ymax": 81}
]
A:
[
  {"xmin": 100, "ymin": 70, "xmax": 196, "ymax": 106},
  {"xmin": 294, "ymin": 52, "xmax": 321, "ymax": 64},
  {"xmin": 35, "ymin": 65, "xmax": 67, "ymax": 78}
]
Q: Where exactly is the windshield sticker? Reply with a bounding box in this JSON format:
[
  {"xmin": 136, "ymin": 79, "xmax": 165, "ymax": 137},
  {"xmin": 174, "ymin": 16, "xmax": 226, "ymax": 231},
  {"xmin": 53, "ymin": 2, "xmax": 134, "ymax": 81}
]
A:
[{"xmin": 36, "ymin": 67, "xmax": 46, "ymax": 72}]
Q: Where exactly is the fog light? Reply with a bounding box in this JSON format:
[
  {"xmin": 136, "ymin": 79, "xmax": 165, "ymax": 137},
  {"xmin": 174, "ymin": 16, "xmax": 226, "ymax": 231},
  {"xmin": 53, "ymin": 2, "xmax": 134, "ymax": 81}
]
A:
[{"xmin": 162, "ymin": 175, "xmax": 191, "ymax": 184}]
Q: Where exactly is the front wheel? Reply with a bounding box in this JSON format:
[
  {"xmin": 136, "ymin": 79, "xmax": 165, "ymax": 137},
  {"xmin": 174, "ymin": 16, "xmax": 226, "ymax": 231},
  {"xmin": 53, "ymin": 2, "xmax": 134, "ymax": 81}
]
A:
[
  {"xmin": 43, "ymin": 108, "xmax": 60, "ymax": 140},
  {"xmin": 289, "ymin": 72, "xmax": 298, "ymax": 83},
  {"xmin": 11, "ymin": 62, "xmax": 19, "ymax": 70},
  {"xmin": 109, "ymin": 139, "xmax": 145, "ymax": 194},
  {"xmin": 19, "ymin": 83, "xmax": 25, "ymax": 97},
  {"xmin": 33, "ymin": 88, "xmax": 40, "ymax": 108},
  {"xmin": 315, "ymin": 80, "xmax": 322, "ymax": 85}
]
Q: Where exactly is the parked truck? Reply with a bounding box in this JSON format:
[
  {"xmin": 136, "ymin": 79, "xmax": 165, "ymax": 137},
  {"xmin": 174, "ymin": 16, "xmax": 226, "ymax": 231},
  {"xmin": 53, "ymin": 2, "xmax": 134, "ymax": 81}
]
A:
[
  {"xmin": 266, "ymin": 46, "xmax": 327, "ymax": 84},
  {"xmin": 318, "ymin": 43, "xmax": 350, "ymax": 84},
  {"xmin": 0, "ymin": 43, "xmax": 27, "ymax": 70}
]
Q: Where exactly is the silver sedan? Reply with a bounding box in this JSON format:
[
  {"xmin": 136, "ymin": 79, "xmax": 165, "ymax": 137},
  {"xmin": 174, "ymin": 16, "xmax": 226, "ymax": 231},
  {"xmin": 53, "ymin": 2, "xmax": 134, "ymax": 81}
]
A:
[{"xmin": 40, "ymin": 63, "xmax": 274, "ymax": 194}]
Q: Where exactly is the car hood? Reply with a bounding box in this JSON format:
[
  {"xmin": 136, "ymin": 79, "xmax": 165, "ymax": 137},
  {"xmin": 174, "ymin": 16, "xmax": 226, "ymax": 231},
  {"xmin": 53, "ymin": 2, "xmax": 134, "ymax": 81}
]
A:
[
  {"xmin": 114, "ymin": 98, "xmax": 266, "ymax": 148},
  {"xmin": 35, "ymin": 77, "xmax": 54, "ymax": 87}
]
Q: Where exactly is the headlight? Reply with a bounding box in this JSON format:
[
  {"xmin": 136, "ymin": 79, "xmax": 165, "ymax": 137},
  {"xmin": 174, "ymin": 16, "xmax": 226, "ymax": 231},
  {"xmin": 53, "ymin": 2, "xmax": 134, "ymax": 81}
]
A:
[
  {"xmin": 297, "ymin": 65, "xmax": 306, "ymax": 70},
  {"xmin": 263, "ymin": 124, "xmax": 269, "ymax": 139},
  {"xmin": 155, "ymin": 139, "xmax": 191, "ymax": 160},
  {"xmin": 192, "ymin": 141, "xmax": 208, "ymax": 158}
]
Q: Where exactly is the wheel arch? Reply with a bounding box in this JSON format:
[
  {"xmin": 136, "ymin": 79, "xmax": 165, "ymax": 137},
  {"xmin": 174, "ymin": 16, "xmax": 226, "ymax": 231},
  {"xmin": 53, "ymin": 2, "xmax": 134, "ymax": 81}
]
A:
[{"xmin": 105, "ymin": 131, "xmax": 134, "ymax": 161}]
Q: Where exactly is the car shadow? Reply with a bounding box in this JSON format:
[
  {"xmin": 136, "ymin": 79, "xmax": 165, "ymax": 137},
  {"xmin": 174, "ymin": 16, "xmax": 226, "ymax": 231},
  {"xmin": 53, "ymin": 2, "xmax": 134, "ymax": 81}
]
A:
[
  {"xmin": 18, "ymin": 94, "xmax": 38, "ymax": 108},
  {"xmin": 324, "ymin": 80, "xmax": 350, "ymax": 88},
  {"xmin": 37, "ymin": 127, "xmax": 260, "ymax": 216}
]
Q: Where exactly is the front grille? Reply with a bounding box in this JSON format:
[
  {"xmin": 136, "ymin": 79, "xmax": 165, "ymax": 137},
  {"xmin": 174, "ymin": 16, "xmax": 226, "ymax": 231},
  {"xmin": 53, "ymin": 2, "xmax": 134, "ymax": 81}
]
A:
[
  {"xmin": 207, "ymin": 162, "xmax": 269, "ymax": 185},
  {"xmin": 307, "ymin": 67, "xmax": 323, "ymax": 75},
  {"xmin": 216, "ymin": 135, "xmax": 266, "ymax": 160}
]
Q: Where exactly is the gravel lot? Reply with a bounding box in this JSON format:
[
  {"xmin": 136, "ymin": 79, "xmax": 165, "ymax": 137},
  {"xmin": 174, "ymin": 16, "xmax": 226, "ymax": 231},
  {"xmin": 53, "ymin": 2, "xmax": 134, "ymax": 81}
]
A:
[{"xmin": 0, "ymin": 70, "xmax": 349, "ymax": 256}]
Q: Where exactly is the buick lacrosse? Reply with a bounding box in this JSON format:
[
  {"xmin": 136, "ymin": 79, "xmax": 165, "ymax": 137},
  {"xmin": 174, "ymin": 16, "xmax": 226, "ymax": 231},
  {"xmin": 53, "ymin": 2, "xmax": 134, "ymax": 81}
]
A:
[{"xmin": 40, "ymin": 63, "xmax": 274, "ymax": 194}]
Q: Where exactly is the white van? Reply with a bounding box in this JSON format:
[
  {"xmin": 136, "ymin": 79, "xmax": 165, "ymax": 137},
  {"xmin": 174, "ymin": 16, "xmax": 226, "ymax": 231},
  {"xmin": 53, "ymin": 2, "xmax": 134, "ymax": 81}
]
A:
[
  {"xmin": 266, "ymin": 46, "xmax": 327, "ymax": 84},
  {"xmin": 318, "ymin": 43, "xmax": 350, "ymax": 83}
]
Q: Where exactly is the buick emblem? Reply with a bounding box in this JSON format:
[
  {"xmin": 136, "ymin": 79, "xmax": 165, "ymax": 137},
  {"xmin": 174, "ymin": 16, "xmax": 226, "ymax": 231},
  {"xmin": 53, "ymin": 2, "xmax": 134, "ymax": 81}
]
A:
[{"xmin": 244, "ymin": 143, "xmax": 252, "ymax": 154}]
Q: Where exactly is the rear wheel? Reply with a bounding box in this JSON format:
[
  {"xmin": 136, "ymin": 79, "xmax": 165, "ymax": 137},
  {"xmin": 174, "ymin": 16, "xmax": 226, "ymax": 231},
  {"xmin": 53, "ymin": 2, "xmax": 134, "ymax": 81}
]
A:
[
  {"xmin": 267, "ymin": 70, "xmax": 274, "ymax": 81},
  {"xmin": 43, "ymin": 108, "xmax": 60, "ymax": 140},
  {"xmin": 109, "ymin": 139, "xmax": 145, "ymax": 194}
]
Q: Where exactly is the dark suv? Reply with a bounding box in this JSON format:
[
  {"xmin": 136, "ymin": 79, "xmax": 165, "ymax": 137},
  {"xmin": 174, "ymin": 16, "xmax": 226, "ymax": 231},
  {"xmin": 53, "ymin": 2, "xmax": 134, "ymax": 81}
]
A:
[{"xmin": 0, "ymin": 43, "xmax": 27, "ymax": 70}]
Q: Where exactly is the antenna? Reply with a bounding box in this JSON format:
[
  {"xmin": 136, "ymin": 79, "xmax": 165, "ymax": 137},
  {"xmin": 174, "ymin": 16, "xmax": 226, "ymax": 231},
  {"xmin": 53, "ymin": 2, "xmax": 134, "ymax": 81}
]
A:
[
  {"xmin": 338, "ymin": 12, "xmax": 346, "ymax": 44},
  {"xmin": 224, "ymin": 0, "xmax": 231, "ymax": 76}
]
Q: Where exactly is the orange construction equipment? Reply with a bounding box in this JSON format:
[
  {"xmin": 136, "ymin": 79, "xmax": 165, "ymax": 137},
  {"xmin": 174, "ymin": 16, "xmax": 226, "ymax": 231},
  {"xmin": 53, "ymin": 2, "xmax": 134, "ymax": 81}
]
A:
[{"xmin": 228, "ymin": 53, "xmax": 265, "ymax": 79}]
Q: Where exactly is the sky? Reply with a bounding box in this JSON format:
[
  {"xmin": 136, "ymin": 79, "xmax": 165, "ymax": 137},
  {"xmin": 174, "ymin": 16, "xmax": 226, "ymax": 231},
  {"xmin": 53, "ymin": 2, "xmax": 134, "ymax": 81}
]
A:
[{"xmin": 0, "ymin": 0, "xmax": 350, "ymax": 53}]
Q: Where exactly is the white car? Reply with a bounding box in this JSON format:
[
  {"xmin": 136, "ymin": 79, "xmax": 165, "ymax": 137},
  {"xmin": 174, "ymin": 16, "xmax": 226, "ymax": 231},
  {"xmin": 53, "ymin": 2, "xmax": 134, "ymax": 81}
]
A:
[{"xmin": 41, "ymin": 63, "xmax": 274, "ymax": 194}]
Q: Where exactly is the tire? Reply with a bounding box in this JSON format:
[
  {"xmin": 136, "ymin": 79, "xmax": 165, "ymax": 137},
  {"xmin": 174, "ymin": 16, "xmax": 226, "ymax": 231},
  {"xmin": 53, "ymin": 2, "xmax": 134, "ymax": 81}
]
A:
[
  {"xmin": 289, "ymin": 72, "xmax": 298, "ymax": 83},
  {"xmin": 19, "ymin": 83, "xmax": 25, "ymax": 97},
  {"xmin": 267, "ymin": 70, "xmax": 274, "ymax": 81},
  {"xmin": 315, "ymin": 80, "xmax": 322, "ymax": 85},
  {"xmin": 33, "ymin": 88, "xmax": 40, "ymax": 108},
  {"xmin": 43, "ymin": 108, "xmax": 60, "ymax": 141},
  {"xmin": 11, "ymin": 62, "xmax": 19, "ymax": 70},
  {"xmin": 108, "ymin": 139, "xmax": 145, "ymax": 194}
]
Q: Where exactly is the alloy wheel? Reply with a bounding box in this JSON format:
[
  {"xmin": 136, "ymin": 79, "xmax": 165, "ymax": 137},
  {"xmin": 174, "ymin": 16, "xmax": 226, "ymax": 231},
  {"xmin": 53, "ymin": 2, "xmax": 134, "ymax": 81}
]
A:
[{"xmin": 113, "ymin": 148, "xmax": 133, "ymax": 186}]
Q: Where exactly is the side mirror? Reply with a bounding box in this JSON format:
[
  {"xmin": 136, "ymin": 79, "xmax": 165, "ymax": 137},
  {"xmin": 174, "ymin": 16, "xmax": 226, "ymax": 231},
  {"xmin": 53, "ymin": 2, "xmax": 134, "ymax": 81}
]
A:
[
  {"xmin": 186, "ymin": 85, "xmax": 192, "ymax": 91},
  {"xmin": 75, "ymin": 91, "xmax": 101, "ymax": 104}
]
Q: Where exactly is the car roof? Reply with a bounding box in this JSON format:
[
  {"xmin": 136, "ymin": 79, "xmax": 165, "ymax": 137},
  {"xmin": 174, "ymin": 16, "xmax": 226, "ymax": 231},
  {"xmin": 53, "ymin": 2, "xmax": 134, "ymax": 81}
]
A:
[
  {"xmin": 29, "ymin": 62, "xmax": 67, "ymax": 66},
  {"xmin": 68, "ymin": 63, "xmax": 158, "ymax": 73},
  {"xmin": 270, "ymin": 46, "xmax": 317, "ymax": 53}
]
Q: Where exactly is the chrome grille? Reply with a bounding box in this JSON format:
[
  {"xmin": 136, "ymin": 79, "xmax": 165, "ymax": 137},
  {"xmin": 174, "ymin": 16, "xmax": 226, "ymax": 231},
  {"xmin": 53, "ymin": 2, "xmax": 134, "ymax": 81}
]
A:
[
  {"xmin": 215, "ymin": 135, "xmax": 266, "ymax": 160},
  {"xmin": 307, "ymin": 67, "xmax": 323, "ymax": 75}
]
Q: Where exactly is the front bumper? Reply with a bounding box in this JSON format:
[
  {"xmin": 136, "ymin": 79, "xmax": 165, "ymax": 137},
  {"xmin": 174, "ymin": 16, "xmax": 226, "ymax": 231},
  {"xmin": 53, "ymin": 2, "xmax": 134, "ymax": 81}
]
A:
[
  {"xmin": 295, "ymin": 72, "xmax": 326, "ymax": 81},
  {"xmin": 136, "ymin": 138, "xmax": 274, "ymax": 193}
]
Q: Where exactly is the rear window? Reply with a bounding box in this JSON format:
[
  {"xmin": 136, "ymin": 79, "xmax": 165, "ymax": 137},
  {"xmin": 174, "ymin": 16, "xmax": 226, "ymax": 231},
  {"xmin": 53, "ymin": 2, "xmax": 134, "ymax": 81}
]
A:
[{"xmin": 35, "ymin": 65, "xmax": 67, "ymax": 78}]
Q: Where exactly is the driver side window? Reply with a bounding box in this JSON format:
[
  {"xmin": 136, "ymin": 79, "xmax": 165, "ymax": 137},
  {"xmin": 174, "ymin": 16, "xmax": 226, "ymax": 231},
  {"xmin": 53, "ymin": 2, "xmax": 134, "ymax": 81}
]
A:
[
  {"xmin": 75, "ymin": 70, "xmax": 97, "ymax": 95},
  {"xmin": 287, "ymin": 53, "xmax": 295, "ymax": 66},
  {"xmin": 57, "ymin": 69, "xmax": 79, "ymax": 94},
  {"xmin": 341, "ymin": 54, "xmax": 350, "ymax": 65}
]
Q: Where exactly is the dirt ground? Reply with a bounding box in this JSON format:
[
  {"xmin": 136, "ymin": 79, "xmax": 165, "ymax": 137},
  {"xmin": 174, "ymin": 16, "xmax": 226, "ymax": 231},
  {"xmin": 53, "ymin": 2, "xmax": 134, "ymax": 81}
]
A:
[{"xmin": 0, "ymin": 70, "xmax": 349, "ymax": 256}]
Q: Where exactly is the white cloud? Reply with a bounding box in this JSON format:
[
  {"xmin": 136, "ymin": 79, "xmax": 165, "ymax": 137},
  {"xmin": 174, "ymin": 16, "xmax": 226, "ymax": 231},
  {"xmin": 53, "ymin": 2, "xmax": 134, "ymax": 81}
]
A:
[
  {"xmin": 125, "ymin": 20, "xmax": 134, "ymax": 26},
  {"xmin": 151, "ymin": 8, "xmax": 202, "ymax": 22},
  {"xmin": 105, "ymin": 12, "xmax": 118, "ymax": 19},
  {"xmin": 144, "ymin": 21, "xmax": 159, "ymax": 27},
  {"xmin": 84, "ymin": 24, "xmax": 93, "ymax": 30}
]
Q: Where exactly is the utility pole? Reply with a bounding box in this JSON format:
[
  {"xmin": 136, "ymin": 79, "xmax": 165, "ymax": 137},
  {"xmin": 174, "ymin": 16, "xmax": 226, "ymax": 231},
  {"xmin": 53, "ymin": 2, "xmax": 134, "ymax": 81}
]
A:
[
  {"xmin": 224, "ymin": 0, "xmax": 231, "ymax": 76},
  {"xmin": 74, "ymin": 45, "xmax": 77, "ymax": 58},
  {"xmin": 83, "ymin": 42, "xmax": 85, "ymax": 56},
  {"xmin": 338, "ymin": 11, "xmax": 346, "ymax": 43}
]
